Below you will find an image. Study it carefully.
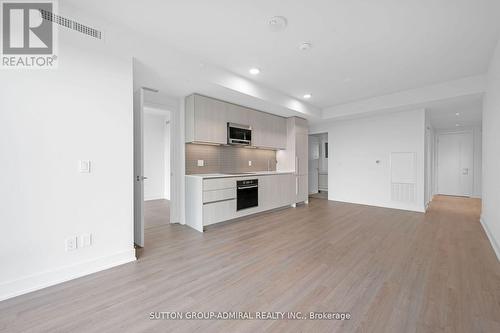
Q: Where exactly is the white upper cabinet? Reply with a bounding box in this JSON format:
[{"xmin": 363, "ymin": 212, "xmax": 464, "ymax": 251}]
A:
[
  {"xmin": 226, "ymin": 103, "xmax": 250, "ymax": 127},
  {"xmin": 185, "ymin": 94, "xmax": 287, "ymax": 149},
  {"xmin": 252, "ymin": 110, "xmax": 286, "ymax": 149},
  {"xmin": 185, "ymin": 94, "xmax": 227, "ymax": 144}
]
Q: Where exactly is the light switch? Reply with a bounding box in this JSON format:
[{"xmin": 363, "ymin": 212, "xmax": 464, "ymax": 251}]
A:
[
  {"xmin": 80, "ymin": 234, "xmax": 92, "ymax": 248},
  {"xmin": 248, "ymin": 160, "xmax": 252, "ymax": 166},
  {"xmin": 197, "ymin": 160, "xmax": 204, "ymax": 167},
  {"xmin": 79, "ymin": 160, "xmax": 91, "ymax": 173},
  {"xmin": 65, "ymin": 236, "xmax": 77, "ymax": 251}
]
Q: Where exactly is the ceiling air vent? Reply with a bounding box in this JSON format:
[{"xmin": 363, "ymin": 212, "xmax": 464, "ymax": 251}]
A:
[{"xmin": 40, "ymin": 9, "xmax": 103, "ymax": 40}]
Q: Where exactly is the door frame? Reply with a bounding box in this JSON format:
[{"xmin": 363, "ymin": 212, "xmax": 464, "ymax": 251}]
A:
[
  {"xmin": 133, "ymin": 89, "xmax": 145, "ymax": 247},
  {"xmin": 308, "ymin": 135, "xmax": 320, "ymax": 195},
  {"xmin": 134, "ymin": 88, "xmax": 183, "ymax": 248},
  {"xmin": 436, "ymin": 129, "xmax": 474, "ymax": 197}
]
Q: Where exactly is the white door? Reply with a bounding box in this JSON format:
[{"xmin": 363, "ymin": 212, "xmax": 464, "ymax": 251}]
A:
[
  {"xmin": 308, "ymin": 138, "xmax": 319, "ymax": 194},
  {"xmin": 133, "ymin": 89, "xmax": 145, "ymax": 247},
  {"xmin": 437, "ymin": 132, "xmax": 473, "ymax": 197}
]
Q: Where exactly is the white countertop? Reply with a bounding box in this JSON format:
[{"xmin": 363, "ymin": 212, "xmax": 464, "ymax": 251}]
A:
[{"xmin": 186, "ymin": 171, "xmax": 295, "ymax": 179}]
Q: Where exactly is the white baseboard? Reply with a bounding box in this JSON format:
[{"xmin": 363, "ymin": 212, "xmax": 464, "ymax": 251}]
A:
[
  {"xmin": 480, "ymin": 216, "xmax": 500, "ymax": 262},
  {"xmin": 0, "ymin": 249, "xmax": 136, "ymax": 302}
]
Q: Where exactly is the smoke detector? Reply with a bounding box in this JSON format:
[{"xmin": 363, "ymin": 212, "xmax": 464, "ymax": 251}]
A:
[{"xmin": 268, "ymin": 16, "xmax": 287, "ymax": 32}]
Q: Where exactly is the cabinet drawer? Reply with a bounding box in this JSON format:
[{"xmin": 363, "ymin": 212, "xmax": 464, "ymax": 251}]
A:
[
  {"xmin": 203, "ymin": 178, "xmax": 236, "ymax": 191},
  {"xmin": 203, "ymin": 199, "xmax": 237, "ymax": 226},
  {"xmin": 203, "ymin": 188, "xmax": 236, "ymax": 203}
]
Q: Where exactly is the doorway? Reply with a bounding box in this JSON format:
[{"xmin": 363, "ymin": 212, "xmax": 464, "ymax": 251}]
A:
[
  {"xmin": 143, "ymin": 107, "xmax": 171, "ymax": 228},
  {"xmin": 437, "ymin": 131, "xmax": 474, "ymax": 196},
  {"xmin": 134, "ymin": 87, "xmax": 180, "ymax": 249},
  {"xmin": 308, "ymin": 133, "xmax": 328, "ymax": 199}
]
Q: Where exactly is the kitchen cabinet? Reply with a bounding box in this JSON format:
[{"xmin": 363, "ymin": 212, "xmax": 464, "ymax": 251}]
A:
[
  {"xmin": 296, "ymin": 174, "xmax": 309, "ymax": 203},
  {"xmin": 253, "ymin": 111, "xmax": 287, "ymax": 149},
  {"xmin": 185, "ymin": 94, "xmax": 287, "ymax": 149},
  {"xmin": 185, "ymin": 172, "xmax": 296, "ymax": 232},
  {"xmin": 276, "ymin": 117, "xmax": 309, "ymax": 204},
  {"xmin": 259, "ymin": 173, "xmax": 294, "ymax": 210},
  {"xmin": 295, "ymin": 132, "xmax": 308, "ymax": 175},
  {"xmin": 225, "ymin": 103, "xmax": 250, "ymax": 127},
  {"xmin": 185, "ymin": 94, "xmax": 227, "ymax": 144}
]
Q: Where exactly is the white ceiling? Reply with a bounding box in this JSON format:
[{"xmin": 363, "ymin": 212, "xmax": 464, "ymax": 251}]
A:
[
  {"xmin": 66, "ymin": 0, "xmax": 500, "ymax": 110},
  {"xmin": 427, "ymin": 95, "xmax": 483, "ymax": 130}
]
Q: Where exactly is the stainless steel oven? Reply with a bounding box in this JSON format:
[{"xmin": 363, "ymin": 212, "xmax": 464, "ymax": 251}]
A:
[
  {"xmin": 236, "ymin": 179, "xmax": 258, "ymax": 211},
  {"xmin": 227, "ymin": 123, "xmax": 252, "ymax": 145}
]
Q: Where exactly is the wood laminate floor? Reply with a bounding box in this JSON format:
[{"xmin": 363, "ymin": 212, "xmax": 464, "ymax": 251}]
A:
[
  {"xmin": 144, "ymin": 199, "xmax": 170, "ymax": 228},
  {"xmin": 310, "ymin": 191, "xmax": 328, "ymax": 200},
  {"xmin": 1, "ymin": 196, "xmax": 499, "ymax": 332}
]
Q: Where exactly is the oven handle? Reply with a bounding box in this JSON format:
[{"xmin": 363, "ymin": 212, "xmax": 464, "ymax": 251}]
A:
[{"xmin": 237, "ymin": 185, "xmax": 258, "ymax": 190}]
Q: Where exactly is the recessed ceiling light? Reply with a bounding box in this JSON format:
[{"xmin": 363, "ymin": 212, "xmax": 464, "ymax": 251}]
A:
[
  {"xmin": 303, "ymin": 93, "xmax": 312, "ymax": 99},
  {"xmin": 249, "ymin": 68, "xmax": 260, "ymax": 75},
  {"xmin": 455, "ymin": 112, "xmax": 460, "ymax": 116},
  {"xmin": 268, "ymin": 16, "xmax": 287, "ymax": 32},
  {"xmin": 299, "ymin": 42, "xmax": 312, "ymax": 51}
]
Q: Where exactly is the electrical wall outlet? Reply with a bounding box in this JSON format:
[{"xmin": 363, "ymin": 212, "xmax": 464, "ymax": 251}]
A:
[
  {"xmin": 78, "ymin": 160, "xmax": 91, "ymax": 173},
  {"xmin": 197, "ymin": 160, "xmax": 204, "ymax": 167},
  {"xmin": 248, "ymin": 160, "xmax": 252, "ymax": 166},
  {"xmin": 80, "ymin": 234, "xmax": 92, "ymax": 248},
  {"xmin": 65, "ymin": 236, "xmax": 78, "ymax": 251}
]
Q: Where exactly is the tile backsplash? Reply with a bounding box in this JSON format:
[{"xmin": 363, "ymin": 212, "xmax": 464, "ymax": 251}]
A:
[{"xmin": 186, "ymin": 144, "xmax": 277, "ymax": 174}]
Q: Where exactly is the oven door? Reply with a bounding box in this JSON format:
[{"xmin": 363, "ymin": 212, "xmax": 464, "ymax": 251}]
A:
[{"xmin": 237, "ymin": 181, "xmax": 258, "ymax": 211}]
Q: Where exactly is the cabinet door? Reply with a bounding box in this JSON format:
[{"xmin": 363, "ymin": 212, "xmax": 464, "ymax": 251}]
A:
[
  {"xmin": 253, "ymin": 113, "xmax": 287, "ymax": 149},
  {"xmin": 277, "ymin": 174, "xmax": 295, "ymax": 206},
  {"xmin": 226, "ymin": 104, "xmax": 250, "ymax": 127},
  {"xmin": 252, "ymin": 111, "xmax": 269, "ymax": 148},
  {"xmin": 203, "ymin": 199, "xmax": 237, "ymax": 226},
  {"xmin": 259, "ymin": 174, "xmax": 294, "ymax": 210},
  {"xmin": 272, "ymin": 116, "xmax": 287, "ymax": 149},
  {"xmin": 258, "ymin": 175, "xmax": 273, "ymax": 210},
  {"xmin": 295, "ymin": 117, "xmax": 308, "ymax": 135},
  {"xmin": 296, "ymin": 174, "xmax": 308, "ymax": 203},
  {"xmin": 194, "ymin": 95, "xmax": 227, "ymax": 144},
  {"xmin": 295, "ymin": 133, "xmax": 308, "ymax": 175}
]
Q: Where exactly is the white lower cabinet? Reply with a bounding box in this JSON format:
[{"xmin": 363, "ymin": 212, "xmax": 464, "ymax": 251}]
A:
[
  {"xmin": 186, "ymin": 173, "xmax": 296, "ymax": 232},
  {"xmin": 259, "ymin": 174, "xmax": 295, "ymax": 210},
  {"xmin": 203, "ymin": 199, "xmax": 237, "ymax": 226},
  {"xmin": 296, "ymin": 174, "xmax": 309, "ymax": 203}
]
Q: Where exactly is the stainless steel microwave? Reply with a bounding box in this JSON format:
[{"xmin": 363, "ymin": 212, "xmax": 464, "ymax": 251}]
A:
[{"xmin": 227, "ymin": 123, "xmax": 252, "ymax": 145}]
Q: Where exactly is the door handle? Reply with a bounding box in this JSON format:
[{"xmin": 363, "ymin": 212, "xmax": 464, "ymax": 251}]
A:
[
  {"xmin": 136, "ymin": 176, "xmax": 148, "ymax": 181},
  {"xmin": 462, "ymin": 168, "xmax": 469, "ymax": 175}
]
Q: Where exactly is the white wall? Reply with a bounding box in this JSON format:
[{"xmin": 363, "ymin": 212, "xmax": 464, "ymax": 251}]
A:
[
  {"xmin": 0, "ymin": 20, "xmax": 135, "ymax": 300},
  {"xmin": 311, "ymin": 109, "xmax": 426, "ymax": 212},
  {"xmin": 143, "ymin": 113, "xmax": 170, "ymax": 201},
  {"xmin": 317, "ymin": 133, "xmax": 329, "ymax": 174},
  {"xmin": 164, "ymin": 121, "xmax": 171, "ymax": 200},
  {"xmin": 473, "ymin": 126, "xmax": 482, "ymax": 198},
  {"xmin": 424, "ymin": 111, "xmax": 435, "ymax": 207},
  {"xmin": 482, "ymin": 37, "xmax": 500, "ymax": 260}
]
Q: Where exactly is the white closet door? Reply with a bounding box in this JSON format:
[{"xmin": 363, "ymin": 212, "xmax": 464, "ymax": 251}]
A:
[{"xmin": 437, "ymin": 132, "xmax": 473, "ymax": 196}]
